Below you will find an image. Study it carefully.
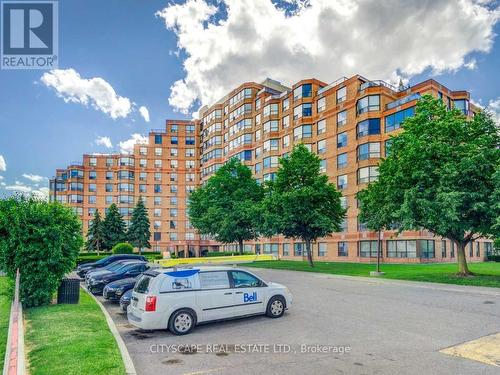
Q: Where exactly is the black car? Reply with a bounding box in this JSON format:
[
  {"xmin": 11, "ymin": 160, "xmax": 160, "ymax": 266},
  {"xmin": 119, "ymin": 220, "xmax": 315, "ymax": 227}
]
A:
[
  {"xmin": 85, "ymin": 260, "xmax": 135, "ymax": 283},
  {"xmin": 103, "ymin": 276, "xmax": 138, "ymax": 302},
  {"xmin": 77, "ymin": 254, "xmax": 147, "ymax": 278},
  {"xmin": 87, "ymin": 261, "xmax": 149, "ymax": 295},
  {"xmin": 119, "ymin": 289, "xmax": 133, "ymax": 312}
]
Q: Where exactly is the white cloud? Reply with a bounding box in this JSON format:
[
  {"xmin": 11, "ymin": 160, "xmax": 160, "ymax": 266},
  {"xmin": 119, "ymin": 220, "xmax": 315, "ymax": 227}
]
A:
[
  {"xmin": 0, "ymin": 155, "xmax": 6, "ymax": 172},
  {"xmin": 4, "ymin": 181, "xmax": 49, "ymax": 200},
  {"xmin": 157, "ymin": 0, "xmax": 499, "ymax": 114},
  {"xmin": 40, "ymin": 68, "xmax": 150, "ymax": 120},
  {"xmin": 118, "ymin": 133, "xmax": 149, "ymax": 154},
  {"xmin": 139, "ymin": 106, "xmax": 150, "ymax": 122},
  {"xmin": 22, "ymin": 174, "xmax": 47, "ymax": 183},
  {"xmin": 486, "ymin": 97, "xmax": 500, "ymax": 124},
  {"xmin": 95, "ymin": 136, "xmax": 113, "ymax": 148}
]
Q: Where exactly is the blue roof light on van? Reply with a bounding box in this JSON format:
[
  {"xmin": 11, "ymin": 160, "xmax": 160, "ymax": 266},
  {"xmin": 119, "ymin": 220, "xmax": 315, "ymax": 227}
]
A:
[{"xmin": 164, "ymin": 269, "xmax": 200, "ymax": 277}]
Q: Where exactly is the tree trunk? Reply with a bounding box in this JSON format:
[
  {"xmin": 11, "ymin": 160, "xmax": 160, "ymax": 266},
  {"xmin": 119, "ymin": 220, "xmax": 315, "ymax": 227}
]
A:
[
  {"xmin": 138, "ymin": 246, "xmax": 142, "ymax": 255},
  {"xmin": 96, "ymin": 241, "xmax": 100, "ymax": 256},
  {"xmin": 376, "ymin": 230, "xmax": 381, "ymax": 273},
  {"xmin": 305, "ymin": 239, "xmax": 314, "ymax": 267},
  {"xmin": 238, "ymin": 239, "xmax": 244, "ymax": 255},
  {"xmin": 456, "ymin": 241, "xmax": 473, "ymax": 276}
]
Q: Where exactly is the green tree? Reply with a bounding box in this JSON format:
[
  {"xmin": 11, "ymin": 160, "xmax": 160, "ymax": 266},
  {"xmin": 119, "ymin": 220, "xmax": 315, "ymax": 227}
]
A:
[
  {"xmin": 188, "ymin": 158, "xmax": 264, "ymax": 254},
  {"xmin": 261, "ymin": 144, "xmax": 346, "ymax": 267},
  {"xmin": 127, "ymin": 197, "xmax": 151, "ymax": 254},
  {"xmin": 103, "ymin": 203, "xmax": 126, "ymax": 250},
  {"xmin": 86, "ymin": 209, "xmax": 105, "ymax": 254},
  {"xmin": 358, "ymin": 95, "xmax": 499, "ymax": 276},
  {"xmin": 0, "ymin": 196, "xmax": 83, "ymax": 307}
]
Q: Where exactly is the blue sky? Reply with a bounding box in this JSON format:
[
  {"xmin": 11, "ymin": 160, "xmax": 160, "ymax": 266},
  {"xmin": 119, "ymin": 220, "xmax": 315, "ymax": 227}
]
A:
[{"xmin": 0, "ymin": 0, "xmax": 499, "ymax": 198}]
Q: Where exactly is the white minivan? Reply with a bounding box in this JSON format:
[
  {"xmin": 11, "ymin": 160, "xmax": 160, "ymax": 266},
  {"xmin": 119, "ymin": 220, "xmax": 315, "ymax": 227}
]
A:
[{"xmin": 127, "ymin": 266, "xmax": 292, "ymax": 335}]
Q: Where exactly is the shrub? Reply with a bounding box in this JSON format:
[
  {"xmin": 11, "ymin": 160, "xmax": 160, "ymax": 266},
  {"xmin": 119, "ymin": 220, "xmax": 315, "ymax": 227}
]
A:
[
  {"xmin": 112, "ymin": 242, "xmax": 134, "ymax": 254},
  {"xmin": 487, "ymin": 255, "xmax": 500, "ymax": 262},
  {"xmin": 0, "ymin": 196, "xmax": 83, "ymax": 307}
]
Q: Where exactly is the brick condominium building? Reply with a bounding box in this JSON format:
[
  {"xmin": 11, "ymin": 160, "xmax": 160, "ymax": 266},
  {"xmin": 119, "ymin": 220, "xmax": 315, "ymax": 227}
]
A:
[{"xmin": 50, "ymin": 74, "xmax": 494, "ymax": 262}]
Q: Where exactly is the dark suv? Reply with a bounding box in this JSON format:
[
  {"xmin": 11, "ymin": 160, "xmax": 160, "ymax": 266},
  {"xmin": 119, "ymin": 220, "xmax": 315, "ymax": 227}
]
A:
[{"xmin": 77, "ymin": 254, "xmax": 147, "ymax": 278}]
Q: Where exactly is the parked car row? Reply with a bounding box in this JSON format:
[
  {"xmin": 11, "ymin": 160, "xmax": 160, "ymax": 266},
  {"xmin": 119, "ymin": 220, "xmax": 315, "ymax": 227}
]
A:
[{"xmin": 77, "ymin": 255, "xmax": 149, "ymax": 309}]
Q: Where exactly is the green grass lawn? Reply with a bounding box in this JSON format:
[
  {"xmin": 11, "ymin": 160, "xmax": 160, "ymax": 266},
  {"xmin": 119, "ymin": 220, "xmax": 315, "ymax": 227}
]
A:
[
  {"xmin": 25, "ymin": 290, "xmax": 125, "ymax": 375},
  {"xmin": 0, "ymin": 276, "xmax": 12, "ymax": 370},
  {"xmin": 245, "ymin": 260, "xmax": 500, "ymax": 288}
]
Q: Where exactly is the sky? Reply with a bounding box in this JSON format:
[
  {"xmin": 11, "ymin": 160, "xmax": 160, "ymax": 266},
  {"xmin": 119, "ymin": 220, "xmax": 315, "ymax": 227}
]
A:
[{"xmin": 0, "ymin": 0, "xmax": 499, "ymax": 199}]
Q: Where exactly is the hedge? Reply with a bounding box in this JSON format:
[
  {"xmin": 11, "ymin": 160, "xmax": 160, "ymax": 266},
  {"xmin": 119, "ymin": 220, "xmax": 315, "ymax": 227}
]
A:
[{"xmin": 487, "ymin": 255, "xmax": 500, "ymax": 262}]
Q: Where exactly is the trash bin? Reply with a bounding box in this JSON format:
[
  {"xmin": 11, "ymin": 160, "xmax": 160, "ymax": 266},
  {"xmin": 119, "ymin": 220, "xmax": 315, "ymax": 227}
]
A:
[{"xmin": 57, "ymin": 278, "xmax": 80, "ymax": 304}]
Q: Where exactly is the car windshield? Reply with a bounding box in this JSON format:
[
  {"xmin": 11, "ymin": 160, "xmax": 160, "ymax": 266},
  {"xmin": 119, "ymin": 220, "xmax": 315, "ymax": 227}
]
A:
[
  {"xmin": 94, "ymin": 257, "xmax": 111, "ymax": 266},
  {"xmin": 116, "ymin": 263, "xmax": 139, "ymax": 274}
]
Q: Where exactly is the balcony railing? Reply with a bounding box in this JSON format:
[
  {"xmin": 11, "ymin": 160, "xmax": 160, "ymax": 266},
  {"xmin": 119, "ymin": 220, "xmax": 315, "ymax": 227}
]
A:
[{"xmin": 386, "ymin": 93, "xmax": 421, "ymax": 110}]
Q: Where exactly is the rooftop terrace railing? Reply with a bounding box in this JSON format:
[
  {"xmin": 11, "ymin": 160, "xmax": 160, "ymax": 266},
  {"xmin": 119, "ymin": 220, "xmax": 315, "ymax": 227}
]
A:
[
  {"xmin": 317, "ymin": 76, "xmax": 348, "ymax": 96},
  {"xmin": 386, "ymin": 93, "xmax": 421, "ymax": 110}
]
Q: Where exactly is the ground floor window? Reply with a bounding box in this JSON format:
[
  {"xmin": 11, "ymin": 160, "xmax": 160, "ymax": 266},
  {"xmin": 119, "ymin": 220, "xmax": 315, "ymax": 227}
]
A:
[
  {"xmin": 441, "ymin": 240, "xmax": 447, "ymax": 258},
  {"xmin": 294, "ymin": 243, "xmax": 304, "ymax": 256},
  {"xmin": 244, "ymin": 244, "xmax": 253, "ymax": 253},
  {"xmin": 387, "ymin": 240, "xmax": 417, "ymax": 258},
  {"xmin": 476, "ymin": 242, "xmax": 480, "ymax": 257},
  {"xmin": 419, "ymin": 240, "xmax": 435, "ymax": 258},
  {"xmin": 359, "ymin": 240, "xmax": 378, "ymax": 257},
  {"xmin": 283, "ymin": 243, "xmax": 290, "ymax": 256},
  {"xmin": 263, "ymin": 243, "xmax": 279, "ymax": 256},
  {"xmin": 255, "ymin": 244, "xmax": 261, "ymax": 254},
  {"xmin": 485, "ymin": 242, "xmax": 493, "ymax": 256},
  {"xmin": 469, "ymin": 242, "xmax": 473, "ymax": 257},
  {"xmin": 338, "ymin": 242, "xmax": 348, "ymax": 256},
  {"xmin": 450, "ymin": 242, "xmax": 455, "ymax": 258},
  {"xmin": 318, "ymin": 243, "xmax": 327, "ymax": 257}
]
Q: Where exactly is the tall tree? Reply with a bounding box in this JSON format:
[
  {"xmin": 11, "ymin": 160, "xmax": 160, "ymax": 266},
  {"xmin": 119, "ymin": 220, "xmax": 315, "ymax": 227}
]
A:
[
  {"xmin": 261, "ymin": 144, "xmax": 346, "ymax": 267},
  {"xmin": 127, "ymin": 197, "xmax": 151, "ymax": 254},
  {"xmin": 188, "ymin": 158, "xmax": 264, "ymax": 254},
  {"xmin": 358, "ymin": 95, "xmax": 499, "ymax": 276},
  {"xmin": 103, "ymin": 203, "xmax": 126, "ymax": 250},
  {"xmin": 86, "ymin": 209, "xmax": 105, "ymax": 254}
]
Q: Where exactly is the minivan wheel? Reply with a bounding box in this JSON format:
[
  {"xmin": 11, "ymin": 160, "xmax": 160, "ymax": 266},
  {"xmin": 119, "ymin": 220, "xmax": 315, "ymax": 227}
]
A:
[
  {"xmin": 266, "ymin": 296, "xmax": 286, "ymax": 318},
  {"xmin": 168, "ymin": 309, "xmax": 196, "ymax": 335}
]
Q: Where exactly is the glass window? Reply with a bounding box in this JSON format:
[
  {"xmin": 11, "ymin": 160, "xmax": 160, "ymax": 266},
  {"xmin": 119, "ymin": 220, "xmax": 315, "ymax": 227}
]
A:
[
  {"xmin": 357, "ymin": 118, "xmax": 380, "ymax": 137},
  {"xmin": 385, "ymin": 106, "xmax": 415, "ymax": 132},
  {"xmin": 303, "ymin": 102, "xmax": 312, "ymax": 117},
  {"xmin": 199, "ymin": 271, "xmax": 230, "ymax": 289},
  {"xmin": 317, "ymin": 97, "xmax": 326, "ymax": 112},
  {"xmin": 441, "ymin": 240, "xmax": 447, "ymax": 258},
  {"xmin": 294, "ymin": 243, "xmax": 304, "ymax": 256},
  {"xmin": 318, "ymin": 243, "xmax": 327, "ymax": 256},
  {"xmin": 337, "ymin": 174, "xmax": 347, "ymax": 190},
  {"xmin": 336, "ymin": 87, "xmax": 347, "ymax": 103},
  {"xmin": 337, "ymin": 132, "xmax": 347, "ymax": 148},
  {"xmin": 283, "ymin": 243, "xmax": 290, "ymax": 256},
  {"xmin": 384, "ymin": 139, "xmax": 393, "ymax": 157},
  {"xmin": 337, "ymin": 110, "xmax": 347, "ymax": 126},
  {"xmin": 294, "ymin": 84, "xmax": 312, "ymax": 100},
  {"xmin": 356, "ymin": 95, "xmax": 380, "ymax": 115},
  {"xmin": 358, "ymin": 166, "xmax": 379, "ymax": 184},
  {"xmin": 387, "ymin": 240, "xmax": 417, "ymax": 258},
  {"xmin": 338, "ymin": 242, "xmax": 348, "ymax": 256},
  {"xmin": 358, "ymin": 142, "xmax": 380, "ymax": 160},
  {"xmin": 154, "ymin": 134, "xmax": 162, "ymax": 144},
  {"xmin": 282, "ymin": 135, "xmax": 290, "ymax": 148},
  {"xmin": 420, "ymin": 240, "xmax": 435, "ymax": 258},
  {"xmin": 453, "ymin": 99, "xmax": 469, "ymax": 115},
  {"xmin": 317, "ymin": 119, "xmax": 326, "ymax": 134},
  {"xmin": 359, "ymin": 240, "xmax": 378, "ymax": 257},
  {"xmin": 337, "ymin": 153, "xmax": 347, "ymax": 169},
  {"xmin": 317, "ymin": 139, "xmax": 326, "ymax": 154},
  {"xmin": 319, "ymin": 159, "xmax": 326, "ymax": 172}
]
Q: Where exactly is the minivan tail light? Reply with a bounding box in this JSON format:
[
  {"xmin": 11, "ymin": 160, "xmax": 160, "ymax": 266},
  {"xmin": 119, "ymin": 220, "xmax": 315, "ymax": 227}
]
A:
[{"xmin": 145, "ymin": 296, "xmax": 157, "ymax": 312}]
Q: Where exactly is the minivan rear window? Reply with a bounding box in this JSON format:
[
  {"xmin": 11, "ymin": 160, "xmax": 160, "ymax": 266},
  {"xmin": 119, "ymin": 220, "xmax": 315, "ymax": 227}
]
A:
[{"xmin": 134, "ymin": 275, "xmax": 152, "ymax": 294}]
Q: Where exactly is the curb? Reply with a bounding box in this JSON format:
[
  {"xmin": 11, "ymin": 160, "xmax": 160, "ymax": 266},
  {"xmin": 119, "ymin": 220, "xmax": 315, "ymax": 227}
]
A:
[{"xmin": 81, "ymin": 286, "xmax": 137, "ymax": 375}]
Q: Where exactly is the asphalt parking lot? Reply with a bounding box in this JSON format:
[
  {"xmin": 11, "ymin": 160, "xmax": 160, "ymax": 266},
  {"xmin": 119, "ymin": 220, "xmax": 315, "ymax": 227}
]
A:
[{"xmin": 96, "ymin": 268, "xmax": 500, "ymax": 375}]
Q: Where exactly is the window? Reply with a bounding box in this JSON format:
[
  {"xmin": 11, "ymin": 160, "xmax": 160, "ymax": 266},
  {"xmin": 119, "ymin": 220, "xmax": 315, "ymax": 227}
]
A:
[
  {"xmin": 454, "ymin": 99, "xmax": 469, "ymax": 115},
  {"xmin": 420, "ymin": 240, "xmax": 435, "ymax": 258},
  {"xmin": 186, "ymin": 148, "xmax": 195, "ymax": 157},
  {"xmin": 441, "ymin": 240, "xmax": 447, "ymax": 258},
  {"xmin": 318, "ymin": 243, "xmax": 327, "ymax": 256},
  {"xmin": 282, "ymin": 135, "xmax": 290, "ymax": 148},
  {"xmin": 385, "ymin": 106, "xmax": 415, "ymax": 132},
  {"xmin": 186, "ymin": 136, "xmax": 195, "ymax": 145},
  {"xmin": 357, "ymin": 118, "xmax": 380, "ymax": 137},
  {"xmin": 356, "ymin": 95, "xmax": 380, "ymax": 115},
  {"xmin": 139, "ymin": 159, "xmax": 147, "ymax": 168},
  {"xmin": 320, "ymin": 159, "xmax": 326, "ymax": 173},
  {"xmin": 338, "ymin": 242, "xmax": 348, "ymax": 256},
  {"xmin": 154, "ymin": 197, "xmax": 161, "ymax": 205},
  {"xmin": 337, "ymin": 153, "xmax": 347, "ymax": 168},
  {"xmin": 317, "ymin": 97, "xmax": 326, "ymax": 112},
  {"xmin": 450, "ymin": 242, "xmax": 455, "ymax": 258},
  {"xmin": 293, "ymin": 83, "xmax": 312, "ymax": 100},
  {"xmin": 336, "ymin": 86, "xmax": 347, "ymax": 103},
  {"xmin": 263, "ymin": 139, "xmax": 279, "ymax": 152},
  {"xmin": 263, "ymin": 156, "xmax": 279, "ymax": 168},
  {"xmin": 154, "ymin": 184, "xmax": 162, "ymax": 193},
  {"xmin": 303, "ymin": 102, "xmax": 312, "ymax": 117},
  {"xmin": 170, "ymin": 160, "xmax": 178, "ymax": 168},
  {"xmin": 106, "ymin": 158, "xmax": 114, "ymax": 167},
  {"xmin": 262, "ymin": 103, "xmax": 278, "ymax": 117},
  {"xmin": 317, "ymin": 139, "xmax": 326, "ymax": 154},
  {"xmin": 89, "ymin": 157, "xmax": 97, "ymax": 167},
  {"xmin": 384, "ymin": 139, "xmax": 393, "ymax": 157},
  {"xmin": 263, "ymin": 244, "xmax": 279, "ymax": 256},
  {"xmin": 337, "ymin": 174, "xmax": 347, "ymax": 190},
  {"xmin": 199, "ymin": 271, "xmax": 230, "ymax": 289},
  {"xmin": 88, "ymin": 183, "xmax": 96, "ymax": 192},
  {"xmin": 337, "ymin": 132, "xmax": 347, "ymax": 148},
  {"xmin": 263, "ymin": 120, "xmax": 279, "ymax": 133},
  {"xmin": 359, "ymin": 241, "xmax": 378, "ymax": 257},
  {"xmin": 88, "ymin": 195, "xmax": 96, "ymax": 204},
  {"xmin": 105, "ymin": 196, "xmax": 113, "ymax": 204},
  {"xmin": 283, "ymin": 243, "xmax": 290, "ymax": 256},
  {"xmin": 118, "ymin": 170, "xmax": 134, "ymax": 180},
  {"xmin": 485, "ymin": 242, "xmax": 493, "ymax": 256},
  {"xmin": 358, "ymin": 142, "xmax": 380, "ymax": 160},
  {"xmin": 282, "ymin": 115, "xmax": 289, "ymax": 128},
  {"xmin": 469, "ymin": 242, "xmax": 473, "ymax": 257},
  {"xmin": 154, "ymin": 159, "xmax": 162, "ymax": 168},
  {"xmin": 294, "ymin": 243, "xmax": 304, "ymax": 256},
  {"xmin": 282, "ymin": 98, "xmax": 289, "ymax": 111},
  {"xmin": 139, "ymin": 147, "xmax": 147, "ymax": 156},
  {"xmin": 154, "ymin": 134, "xmax": 162, "ymax": 144},
  {"xmin": 139, "ymin": 184, "xmax": 146, "ymax": 193},
  {"xmin": 171, "ymin": 136, "xmax": 178, "ymax": 145},
  {"xmin": 387, "ymin": 240, "xmax": 417, "ymax": 258},
  {"xmin": 317, "ymin": 119, "xmax": 326, "ymax": 134},
  {"xmin": 153, "ymin": 232, "xmax": 161, "ymax": 241},
  {"xmin": 293, "ymin": 124, "xmax": 312, "ymax": 140},
  {"xmin": 106, "ymin": 171, "xmax": 113, "ymax": 180},
  {"xmin": 337, "ymin": 110, "xmax": 347, "ymax": 126},
  {"xmin": 340, "ymin": 196, "xmax": 347, "ymax": 209},
  {"xmin": 358, "ymin": 166, "xmax": 379, "ymax": 184},
  {"xmin": 358, "ymin": 219, "xmax": 368, "ymax": 231}
]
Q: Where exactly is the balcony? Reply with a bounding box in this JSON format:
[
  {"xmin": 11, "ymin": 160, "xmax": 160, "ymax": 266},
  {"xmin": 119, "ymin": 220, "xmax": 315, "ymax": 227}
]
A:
[{"xmin": 386, "ymin": 93, "xmax": 421, "ymax": 110}]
